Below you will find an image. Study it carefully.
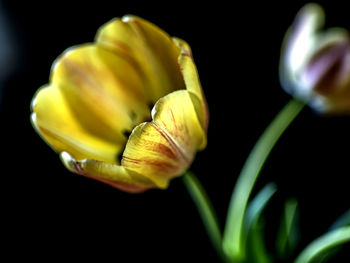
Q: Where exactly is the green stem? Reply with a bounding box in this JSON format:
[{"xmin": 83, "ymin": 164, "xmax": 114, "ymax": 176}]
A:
[
  {"xmin": 294, "ymin": 226, "xmax": 350, "ymax": 263},
  {"xmin": 222, "ymin": 99, "xmax": 305, "ymax": 261},
  {"xmin": 183, "ymin": 171, "xmax": 228, "ymax": 262}
]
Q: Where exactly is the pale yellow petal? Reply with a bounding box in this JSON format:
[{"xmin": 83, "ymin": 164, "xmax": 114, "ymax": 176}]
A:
[
  {"xmin": 32, "ymin": 85, "xmax": 121, "ymax": 163},
  {"xmin": 60, "ymin": 152, "xmax": 155, "ymax": 193},
  {"xmin": 121, "ymin": 90, "xmax": 206, "ymax": 188},
  {"xmin": 51, "ymin": 44, "xmax": 151, "ymax": 144},
  {"xmin": 152, "ymin": 90, "xmax": 207, "ymax": 151},
  {"xmin": 96, "ymin": 16, "xmax": 186, "ymax": 102},
  {"xmin": 173, "ymin": 37, "xmax": 209, "ymax": 135}
]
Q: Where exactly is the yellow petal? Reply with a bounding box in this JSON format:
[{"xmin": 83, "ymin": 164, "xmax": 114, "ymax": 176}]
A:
[
  {"xmin": 96, "ymin": 15, "xmax": 186, "ymax": 102},
  {"xmin": 152, "ymin": 90, "xmax": 207, "ymax": 152},
  {"xmin": 121, "ymin": 90, "xmax": 206, "ymax": 188},
  {"xmin": 51, "ymin": 44, "xmax": 151, "ymax": 145},
  {"xmin": 174, "ymin": 38, "xmax": 209, "ymax": 136},
  {"xmin": 60, "ymin": 152, "xmax": 155, "ymax": 193},
  {"xmin": 32, "ymin": 85, "xmax": 121, "ymax": 163}
]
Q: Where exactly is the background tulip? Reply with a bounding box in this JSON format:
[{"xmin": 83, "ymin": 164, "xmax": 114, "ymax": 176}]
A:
[
  {"xmin": 280, "ymin": 3, "xmax": 350, "ymax": 113},
  {"xmin": 31, "ymin": 16, "xmax": 208, "ymax": 193}
]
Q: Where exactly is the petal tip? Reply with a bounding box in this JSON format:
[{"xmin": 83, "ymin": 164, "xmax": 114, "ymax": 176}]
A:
[
  {"xmin": 302, "ymin": 3, "xmax": 324, "ymax": 16},
  {"xmin": 121, "ymin": 15, "xmax": 136, "ymax": 23},
  {"xmin": 60, "ymin": 152, "xmax": 79, "ymax": 173},
  {"xmin": 299, "ymin": 3, "xmax": 325, "ymax": 31}
]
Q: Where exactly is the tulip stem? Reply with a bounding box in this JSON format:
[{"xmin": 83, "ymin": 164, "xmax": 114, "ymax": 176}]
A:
[
  {"xmin": 222, "ymin": 98, "xmax": 305, "ymax": 262},
  {"xmin": 183, "ymin": 171, "xmax": 228, "ymax": 262}
]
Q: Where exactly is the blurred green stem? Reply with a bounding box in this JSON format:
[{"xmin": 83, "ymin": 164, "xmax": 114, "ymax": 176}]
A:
[
  {"xmin": 222, "ymin": 99, "xmax": 305, "ymax": 261},
  {"xmin": 183, "ymin": 171, "xmax": 228, "ymax": 262}
]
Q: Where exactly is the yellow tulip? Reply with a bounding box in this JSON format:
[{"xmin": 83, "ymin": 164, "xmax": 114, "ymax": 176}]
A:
[
  {"xmin": 280, "ymin": 4, "xmax": 350, "ymax": 113},
  {"xmin": 31, "ymin": 16, "xmax": 208, "ymax": 193}
]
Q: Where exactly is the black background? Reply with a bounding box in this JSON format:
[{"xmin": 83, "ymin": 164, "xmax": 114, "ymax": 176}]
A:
[{"xmin": 1, "ymin": 0, "xmax": 349, "ymax": 262}]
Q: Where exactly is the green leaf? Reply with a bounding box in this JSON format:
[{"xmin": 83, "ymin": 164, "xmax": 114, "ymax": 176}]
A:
[
  {"xmin": 329, "ymin": 209, "xmax": 350, "ymax": 231},
  {"xmin": 249, "ymin": 219, "xmax": 271, "ymax": 263},
  {"xmin": 294, "ymin": 226, "xmax": 350, "ymax": 263},
  {"xmin": 317, "ymin": 209, "xmax": 350, "ymax": 262},
  {"xmin": 243, "ymin": 183, "xmax": 277, "ymax": 263},
  {"xmin": 276, "ymin": 198, "xmax": 300, "ymax": 259},
  {"xmin": 244, "ymin": 183, "xmax": 277, "ymax": 230},
  {"xmin": 222, "ymin": 99, "xmax": 304, "ymax": 261}
]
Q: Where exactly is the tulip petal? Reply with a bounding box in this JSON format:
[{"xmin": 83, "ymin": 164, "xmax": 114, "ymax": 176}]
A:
[
  {"xmin": 121, "ymin": 90, "xmax": 206, "ymax": 188},
  {"xmin": 60, "ymin": 152, "xmax": 155, "ymax": 193},
  {"xmin": 285, "ymin": 3, "xmax": 325, "ymax": 76},
  {"xmin": 51, "ymin": 44, "xmax": 152, "ymax": 146},
  {"xmin": 318, "ymin": 87, "xmax": 350, "ymax": 114},
  {"xmin": 279, "ymin": 4, "xmax": 325, "ymax": 98},
  {"xmin": 96, "ymin": 16, "xmax": 186, "ymax": 102},
  {"xmin": 174, "ymin": 38, "xmax": 209, "ymax": 139},
  {"xmin": 280, "ymin": 3, "xmax": 350, "ymax": 109},
  {"xmin": 32, "ymin": 85, "xmax": 122, "ymax": 163}
]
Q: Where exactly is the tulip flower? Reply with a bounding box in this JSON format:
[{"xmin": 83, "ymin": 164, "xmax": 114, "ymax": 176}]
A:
[
  {"xmin": 31, "ymin": 15, "xmax": 208, "ymax": 193},
  {"xmin": 280, "ymin": 3, "xmax": 350, "ymax": 113}
]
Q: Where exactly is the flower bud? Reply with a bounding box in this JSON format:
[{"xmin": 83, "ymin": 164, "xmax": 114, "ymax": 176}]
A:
[{"xmin": 280, "ymin": 3, "xmax": 350, "ymax": 113}]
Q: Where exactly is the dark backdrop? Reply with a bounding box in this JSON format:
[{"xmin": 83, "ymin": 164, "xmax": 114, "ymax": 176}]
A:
[{"xmin": 1, "ymin": 0, "xmax": 349, "ymax": 262}]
